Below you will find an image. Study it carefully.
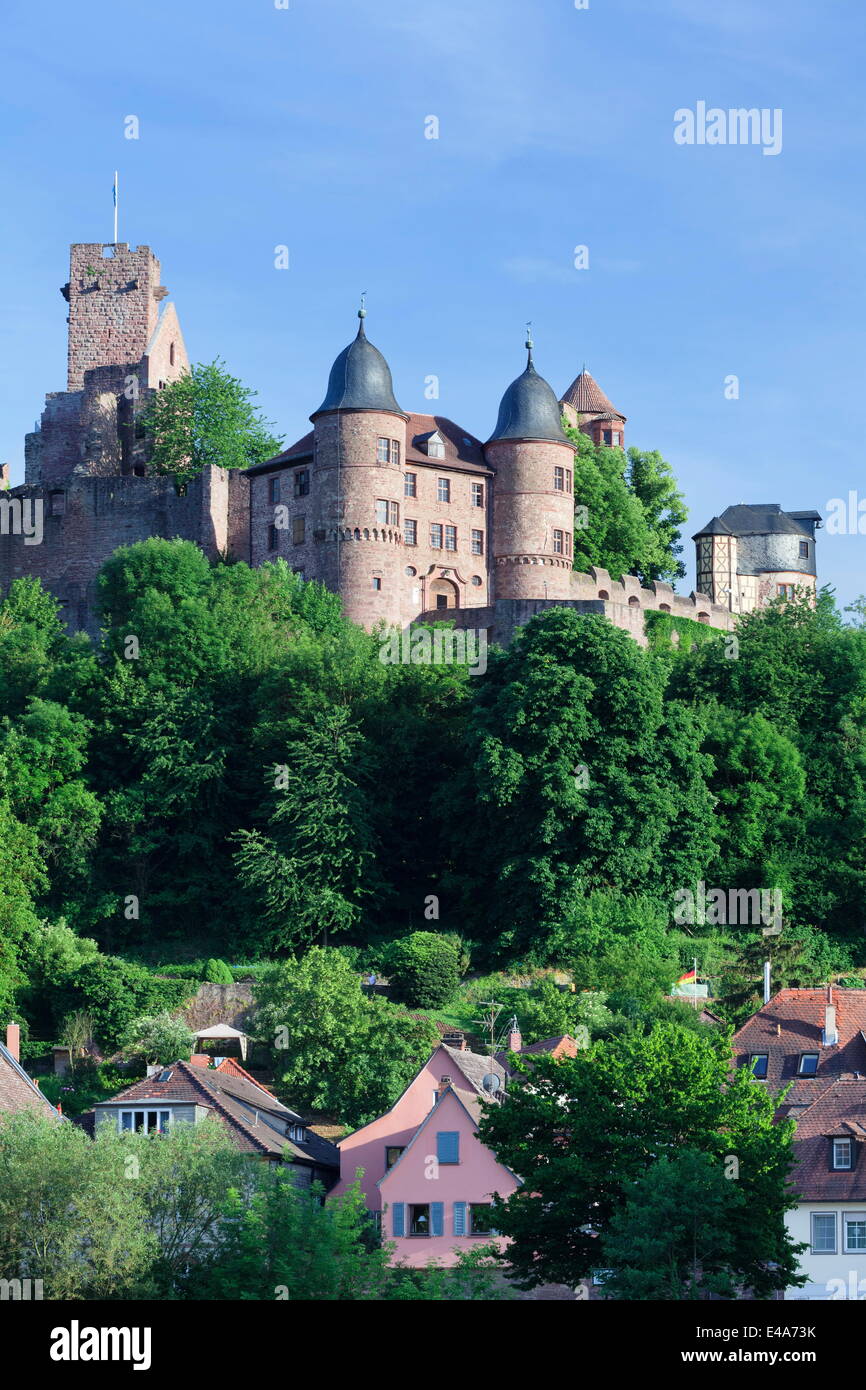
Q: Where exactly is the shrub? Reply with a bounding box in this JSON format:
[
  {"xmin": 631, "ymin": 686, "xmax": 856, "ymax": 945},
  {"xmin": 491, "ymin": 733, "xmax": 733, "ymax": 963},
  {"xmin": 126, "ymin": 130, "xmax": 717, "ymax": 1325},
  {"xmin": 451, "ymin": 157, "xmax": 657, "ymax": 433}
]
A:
[
  {"xmin": 204, "ymin": 958, "xmax": 234, "ymax": 985},
  {"xmin": 60, "ymin": 956, "xmax": 190, "ymax": 1051},
  {"xmin": 388, "ymin": 933, "xmax": 461, "ymax": 1010}
]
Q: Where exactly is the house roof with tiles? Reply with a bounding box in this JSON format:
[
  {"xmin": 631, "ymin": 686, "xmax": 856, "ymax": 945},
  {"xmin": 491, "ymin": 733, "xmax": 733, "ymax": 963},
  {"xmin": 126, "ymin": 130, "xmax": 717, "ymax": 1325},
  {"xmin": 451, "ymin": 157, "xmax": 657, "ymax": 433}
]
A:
[
  {"xmin": 93, "ymin": 1059, "xmax": 339, "ymax": 1168},
  {"xmin": 789, "ymin": 1078, "xmax": 866, "ymax": 1201},
  {"xmin": 559, "ymin": 368, "xmax": 626, "ymax": 422},
  {"xmin": 732, "ymin": 987, "xmax": 866, "ymax": 1116}
]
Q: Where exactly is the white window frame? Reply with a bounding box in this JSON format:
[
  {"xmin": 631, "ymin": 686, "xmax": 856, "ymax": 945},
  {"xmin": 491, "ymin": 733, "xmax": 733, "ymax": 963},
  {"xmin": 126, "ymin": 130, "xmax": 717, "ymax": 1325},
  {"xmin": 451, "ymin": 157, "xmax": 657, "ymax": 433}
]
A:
[
  {"xmin": 472, "ymin": 482, "xmax": 484, "ymax": 508},
  {"xmin": 833, "ymin": 1138, "xmax": 853, "ymax": 1170},
  {"xmin": 844, "ymin": 1212, "xmax": 866, "ymax": 1253},
  {"xmin": 811, "ymin": 1211, "xmax": 836, "ymax": 1254},
  {"xmin": 376, "ymin": 437, "xmax": 390, "ymax": 464},
  {"xmin": 118, "ymin": 1108, "xmax": 171, "ymax": 1134},
  {"xmin": 437, "ymin": 478, "xmax": 450, "ymax": 504}
]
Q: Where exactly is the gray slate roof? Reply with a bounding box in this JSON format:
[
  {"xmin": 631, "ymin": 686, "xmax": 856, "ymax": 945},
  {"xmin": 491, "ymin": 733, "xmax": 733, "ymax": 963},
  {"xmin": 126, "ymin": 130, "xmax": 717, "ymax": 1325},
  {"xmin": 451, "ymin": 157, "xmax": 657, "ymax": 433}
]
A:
[
  {"xmin": 311, "ymin": 316, "xmax": 404, "ymax": 419},
  {"xmin": 694, "ymin": 503, "xmax": 812, "ymax": 541},
  {"xmin": 487, "ymin": 352, "xmax": 570, "ymax": 445}
]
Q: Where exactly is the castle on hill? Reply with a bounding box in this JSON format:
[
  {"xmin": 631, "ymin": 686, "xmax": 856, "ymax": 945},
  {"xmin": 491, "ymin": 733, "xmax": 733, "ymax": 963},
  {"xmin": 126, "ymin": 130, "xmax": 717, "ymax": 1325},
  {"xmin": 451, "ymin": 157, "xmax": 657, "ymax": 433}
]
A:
[{"xmin": 0, "ymin": 240, "xmax": 819, "ymax": 645}]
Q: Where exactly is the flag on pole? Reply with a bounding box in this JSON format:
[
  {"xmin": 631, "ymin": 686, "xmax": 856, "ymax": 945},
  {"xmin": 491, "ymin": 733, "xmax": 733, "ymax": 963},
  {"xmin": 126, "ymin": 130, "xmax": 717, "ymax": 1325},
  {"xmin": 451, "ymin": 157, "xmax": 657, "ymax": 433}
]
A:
[{"xmin": 676, "ymin": 968, "xmax": 697, "ymax": 984}]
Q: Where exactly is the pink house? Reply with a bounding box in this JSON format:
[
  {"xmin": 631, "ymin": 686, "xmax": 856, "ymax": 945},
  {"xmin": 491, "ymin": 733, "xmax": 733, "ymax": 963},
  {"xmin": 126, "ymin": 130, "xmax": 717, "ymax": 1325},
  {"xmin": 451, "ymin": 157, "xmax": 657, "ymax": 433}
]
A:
[{"xmin": 332, "ymin": 1028, "xmax": 577, "ymax": 1267}]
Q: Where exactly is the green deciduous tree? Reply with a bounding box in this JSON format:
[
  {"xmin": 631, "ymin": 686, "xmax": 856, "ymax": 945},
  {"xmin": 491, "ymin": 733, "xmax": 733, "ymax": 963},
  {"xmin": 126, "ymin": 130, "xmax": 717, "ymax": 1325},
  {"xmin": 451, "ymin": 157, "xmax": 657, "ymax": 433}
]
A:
[
  {"xmin": 121, "ymin": 1010, "xmax": 195, "ymax": 1065},
  {"xmin": 479, "ymin": 1021, "xmax": 804, "ymax": 1295},
  {"xmin": 252, "ymin": 948, "xmax": 439, "ymax": 1127},
  {"xmin": 141, "ymin": 359, "xmax": 283, "ymax": 488}
]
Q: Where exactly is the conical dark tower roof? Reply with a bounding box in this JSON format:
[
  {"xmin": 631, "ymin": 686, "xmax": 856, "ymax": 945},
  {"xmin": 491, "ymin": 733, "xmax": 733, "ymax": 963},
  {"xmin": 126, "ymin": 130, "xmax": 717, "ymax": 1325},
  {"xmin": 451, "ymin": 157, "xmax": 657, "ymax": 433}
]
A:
[
  {"xmin": 487, "ymin": 339, "xmax": 570, "ymax": 445},
  {"xmin": 311, "ymin": 310, "xmax": 405, "ymax": 420}
]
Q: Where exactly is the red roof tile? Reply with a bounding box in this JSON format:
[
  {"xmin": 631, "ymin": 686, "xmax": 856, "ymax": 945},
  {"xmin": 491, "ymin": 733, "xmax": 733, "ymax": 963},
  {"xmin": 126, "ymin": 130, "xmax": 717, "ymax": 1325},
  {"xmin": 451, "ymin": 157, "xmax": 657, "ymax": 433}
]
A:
[
  {"xmin": 560, "ymin": 370, "xmax": 625, "ymax": 422},
  {"xmin": 732, "ymin": 987, "xmax": 866, "ymax": 1115},
  {"xmin": 791, "ymin": 1079, "xmax": 866, "ymax": 1200}
]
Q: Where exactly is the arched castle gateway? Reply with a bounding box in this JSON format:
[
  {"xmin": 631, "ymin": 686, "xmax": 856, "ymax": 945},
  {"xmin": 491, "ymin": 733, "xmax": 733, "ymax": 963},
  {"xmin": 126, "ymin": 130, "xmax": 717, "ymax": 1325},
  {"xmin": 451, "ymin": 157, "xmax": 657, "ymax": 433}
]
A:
[{"xmin": 0, "ymin": 239, "xmax": 819, "ymax": 647}]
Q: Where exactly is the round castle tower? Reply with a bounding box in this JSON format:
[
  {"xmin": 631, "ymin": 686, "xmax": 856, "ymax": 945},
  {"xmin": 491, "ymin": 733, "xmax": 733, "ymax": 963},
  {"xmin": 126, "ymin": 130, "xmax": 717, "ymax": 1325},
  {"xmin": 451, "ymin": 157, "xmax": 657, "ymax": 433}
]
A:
[
  {"xmin": 488, "ymin": 338, "xmax": 576, "ymax": 601},
  {"xmin": 310, "ymin": 310, "xmax": 408, "ymax": 629}
]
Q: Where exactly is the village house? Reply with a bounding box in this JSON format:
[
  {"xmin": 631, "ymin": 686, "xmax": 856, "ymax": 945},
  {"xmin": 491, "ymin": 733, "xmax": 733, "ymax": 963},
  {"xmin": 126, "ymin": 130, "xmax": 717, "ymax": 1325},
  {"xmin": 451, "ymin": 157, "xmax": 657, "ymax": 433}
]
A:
[
  {"xmin": 331, "ymin": 1024, "xmax": 577, "ymax": 1267},
  {"xmin": 733, "ymin": 986, "xmax": 866, "ymax": 1299},
  {"xmin": 92, "ymin": 1054, "xmax": 339, "ymax": 1189},
  {"xmin": 0, "ymin": 1022, "xmax": 61, "ymax": 1121}
]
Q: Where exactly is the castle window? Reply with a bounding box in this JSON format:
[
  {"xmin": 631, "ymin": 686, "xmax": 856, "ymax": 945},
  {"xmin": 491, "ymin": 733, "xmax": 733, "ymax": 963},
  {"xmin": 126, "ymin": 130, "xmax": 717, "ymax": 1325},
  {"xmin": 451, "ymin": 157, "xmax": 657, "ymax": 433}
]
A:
[
  {"xmin": 269, "ymin": 478, "xmax": 280, "ymax": 504},
  {"xmin": 437, "ymin": 478, "xmax": 450, "ymax": 504},
  {"xmin": 565, "ymin": 531, "xmax": 572, "ymax": 557},
  {"xmin": 404, "ymin": 519, "xmax": 417, "ymax": 546},
  {"xmin": 294, "ymin": 469, "xmax": 310, "ymax": 498},
  {"xmin": 372, "ymin": 576, "xmax": 382, "ymax": 591},
  {"xmin": 169, "ymin": 342, "xmax": 176, "ymax": 367},
  {"xmin": 777, "ymin": 584, "xmax": 795, "ymax": 599},
  {"xmin": 471, "ymin": 529, "xmax": 483, "ymax": 555},
  {"xmin": 405, "ymin": 566, "xmax": 417, "ymax": 577},
  {"xmin": 390, "ymin": 501, "xmax": 399, "ymax": 526},
  {"xmin": 472, "ymin": 482, "xmax": 484, "ymax": 508},
  {"xmin": 553, "ymin": 529, "xmax": 564, "ymax": 555},
  {"xmin": 377, "ymin": 438, "xmax": 390, "ymax": 463},
  {"xmin": 376, "ymin": 500, "xmax": 389, "ymax": 525},
  {"xmin": 799, "ymin": 540, "xmax": 809, "ymax": 558},
  {"xmin": 49, "ymin": 490, "xmax": 66, "ymax": 517},
  {"xmin": 427, "ymin": 432, "xmax": 445, "ymax": 459},
  {"xmin": 603, "ymin": 430, "xmax": 612, "ymax": 446},
  {"xmin": 430, "ymin": 524, "xmax": 443, "ymax": 549},
  {"xmin": 445, "ymin": 525, "xmax": 457, "ymax": 552},
  {"xmin": 390, "ymin": 439, "xmax": 401, "ymax": 466},
  {"xmin": 292, "ymin": 516, "xmax": 305, "ymax": 545},
  {"xmin": 404, "ymin": 472, "xmax": 417, "ymax": 498},
  {"xmin": 267, "ymin": 525, "xmax": 278, "ymax": 551},
  {"xmin": 471, "ymin": 575, "xmax": 483, "ymax": 587},
  {"xmin": 554, "ymin": 467, "xmax": 565, "ymax": 491}
]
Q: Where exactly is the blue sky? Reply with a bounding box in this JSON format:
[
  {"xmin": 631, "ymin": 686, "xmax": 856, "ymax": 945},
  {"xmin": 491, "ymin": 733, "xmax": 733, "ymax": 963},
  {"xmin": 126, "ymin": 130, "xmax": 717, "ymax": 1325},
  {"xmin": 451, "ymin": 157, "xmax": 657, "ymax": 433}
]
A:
[{"xmin": 2, "ymin": 0, "xmax": 865, "ymax": 604}]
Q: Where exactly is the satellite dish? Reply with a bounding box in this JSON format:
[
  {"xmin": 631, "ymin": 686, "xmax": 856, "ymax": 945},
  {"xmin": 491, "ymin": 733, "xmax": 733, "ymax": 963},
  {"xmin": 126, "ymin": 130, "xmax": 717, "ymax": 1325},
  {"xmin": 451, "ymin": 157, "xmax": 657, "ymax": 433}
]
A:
[{"xmin": 482, "ymin": 1073, "xmax": 501, "ymax": 1094}]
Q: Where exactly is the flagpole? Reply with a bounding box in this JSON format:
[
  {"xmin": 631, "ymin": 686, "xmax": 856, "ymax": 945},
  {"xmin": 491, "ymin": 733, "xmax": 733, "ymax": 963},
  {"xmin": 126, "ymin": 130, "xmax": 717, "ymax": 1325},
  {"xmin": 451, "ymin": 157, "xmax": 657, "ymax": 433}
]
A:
[
  {"xmin": 693, "ymin": 957, "xmax": 698, "ymax": 1009},
  {"xmin": 113, "ymin": 171, "xmax": 118, "ymax": 245}
]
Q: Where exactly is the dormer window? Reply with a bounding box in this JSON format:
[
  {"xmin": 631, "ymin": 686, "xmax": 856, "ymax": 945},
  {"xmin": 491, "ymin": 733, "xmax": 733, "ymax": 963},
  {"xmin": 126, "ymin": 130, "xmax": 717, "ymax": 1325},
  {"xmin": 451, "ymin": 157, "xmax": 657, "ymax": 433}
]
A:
[
  {"xmin": 750, "ymin": 1053, "xmax": 768, "ymax": 1079},
  {"xmin": 799, "ymin": 1053, "xmax": 819, "ymax": 1076},
  {"xmin": 289, "ymin": 1123, "xmax": 307, "ymax": 1143},
  {"xmin": 426, "ymin": 431, "xmax": 446, "ymax": 459},
  {"xmin": 832, "ymin": 1137, "xmax": 853, "ymax": 1170}
]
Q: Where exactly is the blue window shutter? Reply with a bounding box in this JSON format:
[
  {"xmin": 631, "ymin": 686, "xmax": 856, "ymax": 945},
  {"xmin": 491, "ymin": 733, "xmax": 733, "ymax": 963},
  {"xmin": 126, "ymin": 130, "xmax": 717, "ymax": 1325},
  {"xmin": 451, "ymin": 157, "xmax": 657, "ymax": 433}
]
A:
[
  {"xmin": 453, "ymin": 1201, "xmax": 467, "ymax": 1236},
  {"xmin": 392, "ymin": 1202, "xmax": 405, "ymax": 1238},
  {"xmin": 431, "ymin": 1202, "xmax": 444, "ymax": 1237},
  {"xmin": 436, "ymin": 1131, "xmax": 460, "ymax": 1164}
]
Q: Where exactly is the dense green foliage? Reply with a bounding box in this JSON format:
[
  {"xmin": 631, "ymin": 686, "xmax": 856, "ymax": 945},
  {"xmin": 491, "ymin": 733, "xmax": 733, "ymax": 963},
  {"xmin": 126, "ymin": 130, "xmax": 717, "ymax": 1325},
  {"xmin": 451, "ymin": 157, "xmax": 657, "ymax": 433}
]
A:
[
  {"xmin": 387, "ymin": 932, "xmax": 462, "ymax": 1009},
  {"xmin": 2, "ymin": 550, "xmax": 865, "ymax": 1066}
]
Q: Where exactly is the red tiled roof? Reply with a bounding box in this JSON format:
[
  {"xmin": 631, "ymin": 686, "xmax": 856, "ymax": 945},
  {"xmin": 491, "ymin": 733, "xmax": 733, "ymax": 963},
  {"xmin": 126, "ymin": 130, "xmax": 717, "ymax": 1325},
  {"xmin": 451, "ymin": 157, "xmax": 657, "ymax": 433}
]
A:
[
  {"xmin": 560, "ymin": 370, "xmax": 625, "ymax": 422},
  {"xmin": 732, "ymin": 988, "xmax": 866, "ymax": 1115},
  {"xmin": 791, "ymin": 1079, "xmax": 866, "ymax": 1200},
  {"xmin": 249, "ymin": 416, "xmax": 490, "ymax": 477},
  {"xmin": 93, "ymin": 1060, "xmax": 338, "ymax": 1168}
]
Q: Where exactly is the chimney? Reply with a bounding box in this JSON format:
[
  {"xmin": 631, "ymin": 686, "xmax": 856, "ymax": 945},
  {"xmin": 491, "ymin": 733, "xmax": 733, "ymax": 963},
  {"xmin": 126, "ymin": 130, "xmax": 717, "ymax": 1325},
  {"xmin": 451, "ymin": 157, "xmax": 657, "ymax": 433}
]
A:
[
  {"xmin": 763, "ymin": 960, "xmax": 771, "ymax": 1005},
  {"xmin": 507, "ymin": 1017, "xmax": 522, "ymax": 1053},
  {"xmin": 823, "ymin": 986, "xmax": 838, "ymax": 1046},
  {"xmin": 5, "ymin": 1023, "xmax": 20, "ymax": 1062},
  {"xmin": 438, "ymin": 1075, "xmax": 453, "ymax": 1099}
]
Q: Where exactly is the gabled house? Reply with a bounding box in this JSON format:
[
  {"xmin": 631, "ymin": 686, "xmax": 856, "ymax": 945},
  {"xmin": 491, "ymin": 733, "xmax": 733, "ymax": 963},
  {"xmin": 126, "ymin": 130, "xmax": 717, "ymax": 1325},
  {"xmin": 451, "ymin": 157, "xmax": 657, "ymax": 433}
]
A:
[
  {"xmin": 731, "ymin": 986, "xmax": 866, "ymax": 1119},
  {"xmin": 784, "ymin": 1079, "xmax": 866, "ymax": 1300},
  {"xmin": 0, "ymin": 1023, "xmax": 61, "ymax": 1121},
  {"xmin": 332, "ymin": 1025, "xmax": 578, "ymax": 1267},
  {"xmin": 92, "ymin": 1054, "xmax": 339, "ymax": 1189},
  {"xmin": 732, "ymin": 988, "xmax": 866, "ymax": 1299}
]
